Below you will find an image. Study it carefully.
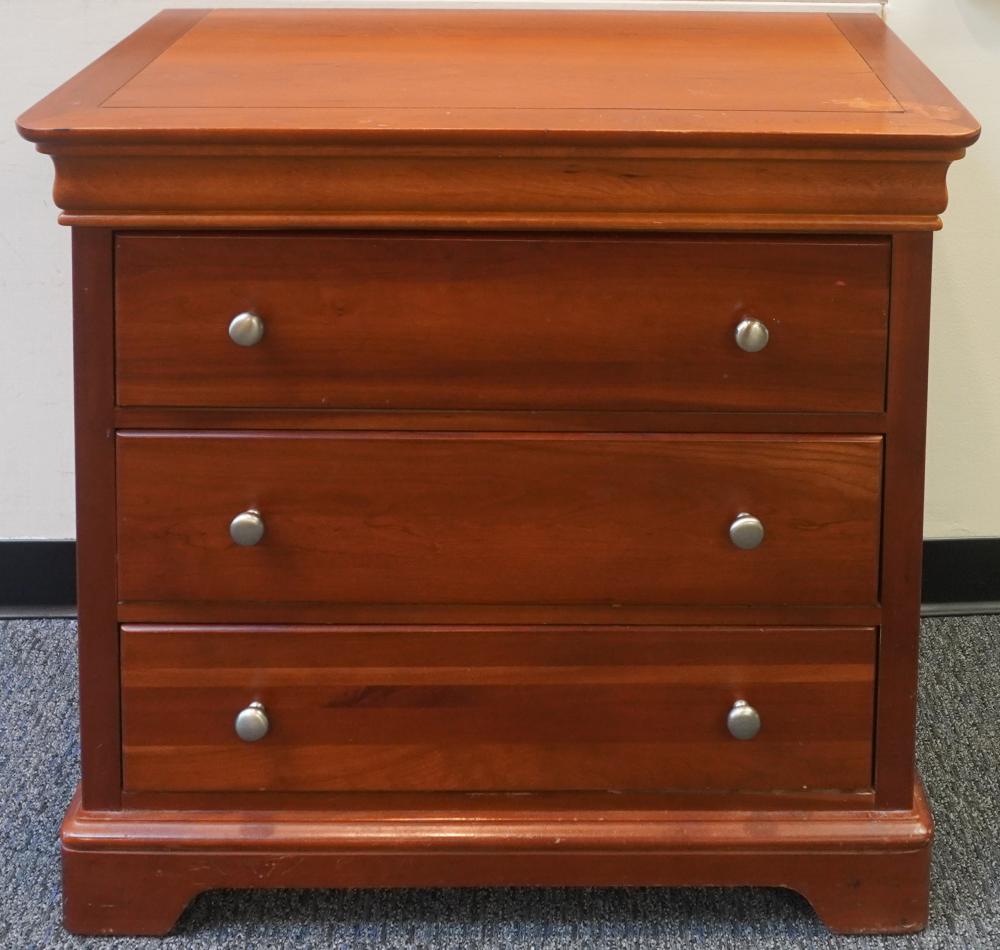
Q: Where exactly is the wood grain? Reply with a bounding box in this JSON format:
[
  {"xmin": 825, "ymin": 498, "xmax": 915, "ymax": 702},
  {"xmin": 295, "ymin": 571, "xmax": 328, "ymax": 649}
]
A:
[
  {"xmin": 61, "ymin": 782, "xmax": 932, "ymax": 935},
  {"xmin": 16, "ymin": 12, "xmax": 977, "ymax": 231},
  {"xmin": 111, "ymin": 407, "xmax": 889, "ymax": 435},
  {"xmin": 17, "ymin": 6, "xmax": 972, "ymax": 936},
  {"xmin": 71, "ymin": 229, "xmax": 121, "ymax": 810},
  {"xmin": 42, "ymin": 149, "xmax": 960, "ymax": 233},
  {"xmin": 115, "ymin": 234, "xmax": 890, "ymax": 413},
  {"xmin": 118, "ymin": 787, "xmax": 878, "ymax": 814},
  {"xmin": 121, "ymin": 625, "xmax": 875, "ymax": 794},
  {"xmin": 64, "ymin": 780, "xmax": 933, "ymax": 853},
  {"xmin": 874, "ymin": 232, "xmax": 933, "ymax": 809},
  {"xmin": 19, "ymin": 11, "xmax": 977, "ymax": 148},
  {"xmin": 114, "ymin": 602, "xmax": 883, "ymax": 628},
  {"xmin": 831, "ymin": 15, "xmax": 977, "ymax": 129},
  {"xmin": 116, "ymin": 433, "xmax": 883, "ymax": 608},
  {"xmin": 106, "ymin": 12, "xmax": 901, "ymax": 115}
]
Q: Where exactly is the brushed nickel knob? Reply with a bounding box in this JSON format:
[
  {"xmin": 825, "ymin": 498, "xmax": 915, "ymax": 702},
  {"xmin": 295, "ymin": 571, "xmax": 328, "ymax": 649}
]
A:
[
  {"xmin": 235, "ymin": 701, "xmax": 269, "ymax": 742},
  {"xmin": 229, "ymin": 508, "xmax": 265, "ymax": 546},
  {"xmin": 729, "ymin": 512, "xmax": 764, "ymax": 550},
  {"xmin": 228, "ymin": 311, "xmax": 265, "ymax": 347},
  {"xmin": 727, "ymin": 700, "xmax": 761, "ymax": 740},
  {"xmin": 735, "ymin": 317, "xmax": 769, "ymax": 353}
]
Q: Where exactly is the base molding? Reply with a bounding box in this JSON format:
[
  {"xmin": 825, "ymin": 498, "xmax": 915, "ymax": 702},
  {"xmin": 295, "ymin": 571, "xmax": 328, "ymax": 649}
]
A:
[{"xmin": 61, "ymin": 781, "xmax": 933, "ymax": 936}]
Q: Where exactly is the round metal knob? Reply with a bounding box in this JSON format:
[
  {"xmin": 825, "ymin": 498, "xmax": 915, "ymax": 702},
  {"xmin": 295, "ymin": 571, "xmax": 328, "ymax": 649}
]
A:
[
  {"xmin": 228, "ymin": 311, "xmax": 265, "ymax": 347},
  {"xmin": 734, "ymin": 317, "xmax": 769, "ymax": 353},
  {"xmin": 229, "ymin": 509, "xmax": 265, "ymax": 546},
  {"xmin": 234, "ymin": 701, "xmax": 269, "ymax": 742},
  {"xmin": 727, "ymin": 700, "xmax": 761, "ymax": 740},
  {"xmin": 729, "ymin": 512, "xmax": 764, "ymax": 550}
]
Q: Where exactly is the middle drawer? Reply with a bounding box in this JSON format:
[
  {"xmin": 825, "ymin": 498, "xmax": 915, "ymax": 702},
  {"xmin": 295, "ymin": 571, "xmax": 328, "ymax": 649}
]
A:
[{"xmin": 117, "ymin": 433, "xmax": 882, "ymax": 607}]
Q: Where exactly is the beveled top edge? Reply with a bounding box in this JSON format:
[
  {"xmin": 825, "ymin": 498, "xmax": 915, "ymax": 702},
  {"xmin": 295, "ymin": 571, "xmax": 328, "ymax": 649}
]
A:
[{"xmin": 16, "ymin": 10, "xmax": 980, "ymax": 153}]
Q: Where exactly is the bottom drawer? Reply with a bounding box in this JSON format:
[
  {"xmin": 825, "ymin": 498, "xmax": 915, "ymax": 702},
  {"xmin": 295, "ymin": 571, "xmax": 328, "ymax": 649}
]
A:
[{"xmin": 121, "ymin": 625, "xmax": 876, "ymax": 794}]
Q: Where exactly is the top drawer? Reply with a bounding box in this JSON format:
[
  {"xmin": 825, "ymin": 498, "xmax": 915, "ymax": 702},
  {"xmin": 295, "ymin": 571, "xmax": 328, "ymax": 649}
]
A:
[{"xmin": 115, "ymin": 234, "xmax": 889, "ymax": 412}]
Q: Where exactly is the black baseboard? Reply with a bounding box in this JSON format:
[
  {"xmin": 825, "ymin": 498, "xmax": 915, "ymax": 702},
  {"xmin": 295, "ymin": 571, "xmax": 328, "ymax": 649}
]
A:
[
  {"xmin": 0, "ymin": 541, "xmax": 76, "ymax": 615},
  {"xmin": 920, "ymin": 539, "xmax": 1000, "ymax": 611},
  {"xmin": 1, "ymin": 539, "xmax": 999, "ymax": 617}
]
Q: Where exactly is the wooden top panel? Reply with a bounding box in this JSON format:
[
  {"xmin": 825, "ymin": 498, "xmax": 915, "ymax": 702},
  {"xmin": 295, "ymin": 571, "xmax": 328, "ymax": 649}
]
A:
[
  {"xmin": 106, "ymin": 11, "xmax": 897, "ymax": 113},
  {"xmin": 17, "ymin": 9, "xmax": 978, "ymax": 149}
]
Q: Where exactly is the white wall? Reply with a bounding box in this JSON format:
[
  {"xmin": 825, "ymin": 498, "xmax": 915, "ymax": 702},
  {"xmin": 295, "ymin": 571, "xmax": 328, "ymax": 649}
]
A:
[
  {"xmin": 7, "ymin": 0, "xmax": 996, "ymax": 542},
  {"xmin": 884, "ymin": 2, "xmax": 1000, "ymax": 538}
]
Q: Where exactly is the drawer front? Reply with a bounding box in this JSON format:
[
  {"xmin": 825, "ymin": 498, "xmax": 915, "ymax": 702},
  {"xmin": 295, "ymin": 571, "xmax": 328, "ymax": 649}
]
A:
[
  {"xmin": 117, "ymin": 433, "xmax": 882, "ymax": 606},
  {"xmin": 121, "ymin": 625, "xmax": 876, "ymax": 793},
  {"xmin": 115, "ymin": 234, "xmax": 889, "ymax": 412}
]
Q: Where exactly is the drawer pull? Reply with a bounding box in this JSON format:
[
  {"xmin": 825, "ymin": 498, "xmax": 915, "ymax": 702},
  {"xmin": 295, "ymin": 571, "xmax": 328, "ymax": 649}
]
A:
[
  {"xmin": 729, "ymin": 512, "xmax": 764, "ymax": 550},
  {"xmin": 734, "ymin": 317, "xmax": 769, "ymax": 353},
  {"xmin": 234, "ymin": 701, "xmax": 269, "ymax": 742},
  {"xmin": 229, "ymin": 508, "xmax": 265, "ymax": 546},
  {"xmin": 726, "ymin": 700, "xmax": 761, "ymax": 740},
  {"xmin": 228, "ymin": 311, "xmax": 265, "ymax": 347}
]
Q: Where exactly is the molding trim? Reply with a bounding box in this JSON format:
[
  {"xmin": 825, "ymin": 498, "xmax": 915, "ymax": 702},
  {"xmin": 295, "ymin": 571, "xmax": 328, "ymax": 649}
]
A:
[
  {"xmin": 45, "ymin": 148, "xmax": 957, "ymax": 233},
  {"xmin": 1, "ymin": 539, "xmax": 998, "ymax": 616},
  {"xmin": 60, "ymin": 781, "xmax": 930, "ymax": 935}
]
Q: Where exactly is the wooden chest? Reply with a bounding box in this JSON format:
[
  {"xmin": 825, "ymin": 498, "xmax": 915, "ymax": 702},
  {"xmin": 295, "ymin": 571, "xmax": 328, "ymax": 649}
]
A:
[{"xmin": 18, "ymin": 9, "xmax": 978, "ymax": 936}]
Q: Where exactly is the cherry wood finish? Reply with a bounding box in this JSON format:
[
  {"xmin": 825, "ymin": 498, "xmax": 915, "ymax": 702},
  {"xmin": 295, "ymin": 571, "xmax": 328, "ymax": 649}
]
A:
[
  {"xmin": 116, "ymin": 234, "xmax": 889, "ymax": 412},
  {"xmin": 874, "ymin": 232, "xmax": 934, "ymax": 809},
  {"xmin": 121, "ymin": 625, "xmax": 876, "ymax": 794},
  {"xmin": 119, "ymin": 787, "xmax": 878, "ymax": 813},
  {"xmin": 70, "ymin": 229, "xmax": 121, "ymax": 810},
  {"xmin": 16, "ymin": 12, "xmax": 977, "ymax": 232},
  {"xmin": 18, "ymin": 12, "xmax": 976, "ymax": 148},
  {"xmin": 115, "ymin": 602, "xmax": 883, "ymax": 627},
  {"xmin": 113, "ymin": 406, "xmax": 890, "ymax": 434},
  {"xmin": 105, "ymin": 12, "xmax": 901, "ymax": 116},
  {"xmin": 61, "ymin": 783, "xmax": 933, "ymax": 936},
  {"xmin": 18, "ymin": 7, "xmax": 978, "ymax": 938},
  {"xmin": 116, "ymin": 433, "xmax": 883, "ymax": 608}
]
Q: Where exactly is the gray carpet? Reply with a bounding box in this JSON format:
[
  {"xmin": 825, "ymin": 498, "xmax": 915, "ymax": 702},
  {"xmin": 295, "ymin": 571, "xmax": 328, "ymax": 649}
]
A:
[{"xmin": 1, "ymin": 616, "xmax": 997, "ymax": 949}]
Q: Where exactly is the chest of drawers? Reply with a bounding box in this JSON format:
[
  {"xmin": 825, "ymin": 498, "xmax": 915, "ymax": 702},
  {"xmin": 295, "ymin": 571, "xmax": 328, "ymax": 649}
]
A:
[{"xmin": 19, "ymin": 9, "xmax": 977, "ymax": 936}]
